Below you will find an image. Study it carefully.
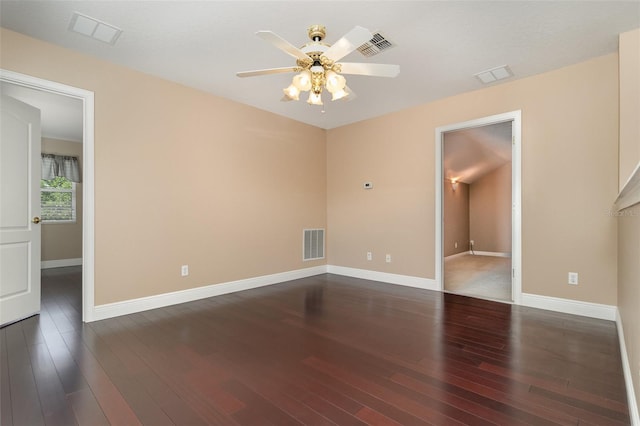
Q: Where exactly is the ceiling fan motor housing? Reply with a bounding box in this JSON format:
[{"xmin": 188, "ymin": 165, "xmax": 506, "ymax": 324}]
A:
[{"xmin": 307, "ymin": 25, "xmax": 326, "ymax": 42}]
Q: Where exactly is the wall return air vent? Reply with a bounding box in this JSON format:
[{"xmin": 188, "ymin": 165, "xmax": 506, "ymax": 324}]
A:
[{"xmin": 303, "ymin": 229, "xmax": 325, "ymax": 261}]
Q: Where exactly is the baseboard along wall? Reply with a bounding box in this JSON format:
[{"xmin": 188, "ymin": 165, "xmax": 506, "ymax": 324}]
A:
[
  {"xmin": 92, "ymin": 265, "xmax": 327, "ymax": 321},
  {"xmin": 472, "ymin": 251, "xmax": 511, "ymax": 258},
  {"xmin": 326, "ymin": 265, "xmax": 438, "ymax": 291},
  {"xmin": 617, "ymin": 309, "xmax": 640, "ymax": 425},
  {"xmin": 41, "ymin": 258, "xmax": 83, "ymax": 269},
  {"xmin": 92, "ymin": 264, "xmax": 617, "ymax": 323}
]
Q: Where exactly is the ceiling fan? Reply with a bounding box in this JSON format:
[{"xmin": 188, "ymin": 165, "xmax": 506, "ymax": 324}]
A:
[{"xmin": 237, "ymin": 25, "xmax": 400, "ymax": 106}]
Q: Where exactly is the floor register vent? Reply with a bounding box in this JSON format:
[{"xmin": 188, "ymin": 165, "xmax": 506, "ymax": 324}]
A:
[{"xmin": 303, "ymin": 228, "xmax": 325, "ymax": 261}]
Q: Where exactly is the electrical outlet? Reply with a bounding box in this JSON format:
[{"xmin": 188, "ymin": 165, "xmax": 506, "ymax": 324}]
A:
[
  {"xmin": 455, "ymin": 242, "xmax": 458, "ymax": 249},
  {"xmin": 470, "ymin": 240, "xmax": 474, "ymax": 246},
  {"xmin": 568, "ymin": 272, "xmax": 578, "ymax": 285},
  {"xmin": 366, "ymin": 252, "xmax": 372, "ymax": 261},
  {"xmin": 385, "ymin": 254, "xmax": 391, "ymax": 263},
  {"xmin": 181, "ymin": 265, "xmax": 189, "ymax": 277}
]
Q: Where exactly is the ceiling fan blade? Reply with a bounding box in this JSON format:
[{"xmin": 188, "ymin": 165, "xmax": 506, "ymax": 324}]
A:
[
  {"xmin": 237, "ymin": 67, "xmax": 298, "ymax": 78},
  {"xmin": 324, "ymin": 26, "xmax": 373, "ymax": 62},
  {"xmin": 338, "ymin": 62, "xmax": 400, "ymax": 78},
  {"xmin": 257, "ymin": 31, "xmax": 309, "ymax": 61}
]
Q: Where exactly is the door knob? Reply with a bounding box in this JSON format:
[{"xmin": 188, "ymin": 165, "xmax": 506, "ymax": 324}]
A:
[{"xmin": 32, "ymin": 216, "xmax": 41, "ymax": 224}]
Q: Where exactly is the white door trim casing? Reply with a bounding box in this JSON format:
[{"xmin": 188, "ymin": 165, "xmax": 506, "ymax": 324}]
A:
[
  {"xmin": 1, "ymin": 69, "xmax": 96, "ymax": 322},
  {"xmin": 435, "ymin": 110, "xmax": 522, "ymax": 304}
]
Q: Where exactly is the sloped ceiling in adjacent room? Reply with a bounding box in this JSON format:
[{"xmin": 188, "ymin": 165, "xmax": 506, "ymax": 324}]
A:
[{"xmin": 444, "ymin": 122, "xmax": 512, "ymax": 184}]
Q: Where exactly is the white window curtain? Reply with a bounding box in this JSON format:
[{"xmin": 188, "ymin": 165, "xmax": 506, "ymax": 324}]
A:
[{"xmin": 41, "ymin": 154, "xmax": 81, "ymax": 182}]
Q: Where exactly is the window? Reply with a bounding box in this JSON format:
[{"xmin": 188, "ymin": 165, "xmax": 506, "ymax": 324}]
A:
[{"xmin": 41, "ymin": 176, "xmax": 76, "ymax": 223}]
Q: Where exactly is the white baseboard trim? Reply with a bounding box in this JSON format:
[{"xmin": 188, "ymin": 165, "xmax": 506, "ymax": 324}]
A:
[
  {"xmin": 91, "ymin": 265, "xmax": 327, "ymax": 322},
  {"xmin": 41, "ymin": 258, "xmax": 82, "ymax": 269},
  {"xmin": 521, "ymin": 293, "xmax": 617, "ymax": 321},
  {"xmin": 617, "ymin": 309, "xmax": 640, "ymax": 426},
  {"xmin": 327, "ymin": 265, "xmax": 438, "ymax": 291},
  {"xmin": 472, "ymin": 251, "xmax": 511, "ymax": 258},
  {"xmin": 444, "ymin": 251, "xmax": 471, "ymax": 260}
]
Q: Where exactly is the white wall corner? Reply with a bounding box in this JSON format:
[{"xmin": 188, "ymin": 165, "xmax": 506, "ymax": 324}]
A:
[
  {"xmin": 41, "ymin": 258, "xmax": 83, "ymax": 269},
  {"xmin": 90, "ymin": 265, "xmax": 327, "ymax": 322},
  {"xmin": 521, "ymin": 293, "xmax": 617, "ymax": 321},
  {"xmin": 327, "ymin": 265, "xmax": 438, "ymax": 291},
  {"xmin": 617, "ymin": 309, "xmax": 640, "ymax": 426}
]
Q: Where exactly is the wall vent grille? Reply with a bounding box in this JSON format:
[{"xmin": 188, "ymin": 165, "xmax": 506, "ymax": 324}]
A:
[
  {"xmin": 303, "ymin": 229, "xmax": 325, "ymax": 261},
  {"xmin": 357, "ymin": 32, "xmax": 395, "ymax": 57}
]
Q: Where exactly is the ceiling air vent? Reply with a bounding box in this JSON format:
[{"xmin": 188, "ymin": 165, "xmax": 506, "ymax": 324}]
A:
[{"xmin": 357, "ymin": 32, "xmax": 395, "ymax": 58}]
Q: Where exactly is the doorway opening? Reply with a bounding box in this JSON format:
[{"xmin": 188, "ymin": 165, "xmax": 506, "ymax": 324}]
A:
[
  {"xmin": 1, "ymin": 70, "xmax": 95, "ymax": 322},
  {"xmin": 435, "ymin": 111, "xmax": 522, "ymax": 304}
]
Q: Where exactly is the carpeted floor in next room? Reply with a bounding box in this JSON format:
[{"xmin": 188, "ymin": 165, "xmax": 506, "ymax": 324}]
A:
[{"xmin": 445, "ymin": 253, "xmax": 512, "ymax": 301}]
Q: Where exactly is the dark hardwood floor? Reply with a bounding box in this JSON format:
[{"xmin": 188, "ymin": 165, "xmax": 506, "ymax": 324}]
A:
[{"xmin": 1, "ymin": 267, "xmax": 630, "ymax": 425}]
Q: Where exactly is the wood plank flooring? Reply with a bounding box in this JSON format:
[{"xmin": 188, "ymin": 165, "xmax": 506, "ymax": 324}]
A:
[{"xmin": 1, "ymin": 267, "xmax": 630, "ymax": 425}]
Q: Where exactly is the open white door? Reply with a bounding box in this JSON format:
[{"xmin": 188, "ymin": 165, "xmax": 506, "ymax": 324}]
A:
[{"xmin": 0, "ymin": 95, "xmax": 42, "ymax": 326}]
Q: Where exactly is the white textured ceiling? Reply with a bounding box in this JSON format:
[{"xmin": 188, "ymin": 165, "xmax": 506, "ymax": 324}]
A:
[{"xmin": 1, "ymin": 1, "xmax": 638, "ymax": 131}]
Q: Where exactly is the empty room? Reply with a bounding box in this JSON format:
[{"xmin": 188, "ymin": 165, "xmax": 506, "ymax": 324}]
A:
[{"xmin": 1, "ymin": 2, "xmax": 639, "ymax": 425}]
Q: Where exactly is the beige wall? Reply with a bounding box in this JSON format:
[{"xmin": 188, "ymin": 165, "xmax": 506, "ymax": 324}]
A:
[
  {"xmin": 1, "ymin": 28, "xmax": 327, "ymax": 305},
  {"xmin": 444, "ymin": 181, "xmax": 469, "ymax": 257},
  {"xmin": 619, "ymin": 29, "xmax": 640, "ymax": 190},
  {"xmin": 617, "ymin": 27, "xmax": 640, "ymax": 414},
  {"xmin": 1, "ymin": 28, "xmax": 622, "ymax": 308},
  {"xmin": 470, "ymin": 163, "xmax": 512, "ymax": 254},
  {"xmin": 41, "ymin": 137, "xmax": 83, "ymax": 261},
  {"xmin": 328, "ymin": 53, "xmax": 619, "ymax": 305},
  {"xmin": 617, "ymin": 207, "xmax": 640, "ymax": 412}
]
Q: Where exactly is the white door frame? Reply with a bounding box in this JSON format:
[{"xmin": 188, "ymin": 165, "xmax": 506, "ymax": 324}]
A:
[
  {"xmin": 1, "ymin": 69, "xmax": 96, "ymax": 321},
  {"xmin": 435, "ymin": 110, "xmax": 522, "ymax": 304}
]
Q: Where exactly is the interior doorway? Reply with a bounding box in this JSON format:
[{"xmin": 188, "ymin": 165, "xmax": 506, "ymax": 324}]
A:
[
  {"xmin": 1, "ymin": 69, "xmax": 96, "ymax": 322},
  {"xmin": 435, "ymin": 111, "xmax": 522, "ymax": 304}
]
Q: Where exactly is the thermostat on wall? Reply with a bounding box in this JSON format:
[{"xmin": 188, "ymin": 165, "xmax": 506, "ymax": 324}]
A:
[{"xmin": 363, "ymin": 182, "xmax": 373, "ymax": 189}]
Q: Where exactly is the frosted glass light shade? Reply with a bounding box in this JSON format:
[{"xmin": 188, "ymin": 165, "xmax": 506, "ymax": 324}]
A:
[
  {"xmin": 325, "ymin": 70, "xmax": 346, "ymax": 93},
  {"xmin": 283, "ymin": 84, "xmax": 300, "ymax": 100},
  {"xmin": 331, "ymin": 88, "xmax": 348, "ymax": 101},
  {"xmin": 307, "ymin": 91, "xmax": 323, "ymax": 105},
  {"xmin": 293, "ymin": 70, "xmax": 312, "ymax": 91}
]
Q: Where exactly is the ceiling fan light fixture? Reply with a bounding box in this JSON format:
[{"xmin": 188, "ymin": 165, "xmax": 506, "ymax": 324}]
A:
[
  {"xmin": 239, "ymin": 25, "xmax": 399, "ymax": 107},
  {"xmin": 331, "ymin": 88, "xmax": 349, "ymax": 101},
  {"xmin": 307, "ymin": 91, "xmax": 323, "ymax": 106},
  {"xmin": 283, "ymin": 84, "xmax": 300, "ymax": 100},
  {"xmin": 325, "ymin": 70, "xmax": 346, "ymax": 93},
  {"xmin": 292, "ymin": 70, "xmax": 312, "ymax": 91}
]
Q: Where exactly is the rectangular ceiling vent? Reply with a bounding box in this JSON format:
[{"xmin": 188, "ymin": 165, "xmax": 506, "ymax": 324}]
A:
[
  {"xmin": 357, "ymin": 32, "xmax": 395, "ymax": 58},
  {"xmin": 68, "ymin": 12, "xmax": 122, "ymax": 45},
  {"xmin": 474, "ymin": 65, "xmax": 513, "ymax": 84},
  {"xmin": 303, "ymin": 229, "xmax": 325, "ymax": 261}
]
